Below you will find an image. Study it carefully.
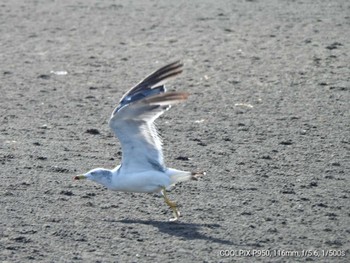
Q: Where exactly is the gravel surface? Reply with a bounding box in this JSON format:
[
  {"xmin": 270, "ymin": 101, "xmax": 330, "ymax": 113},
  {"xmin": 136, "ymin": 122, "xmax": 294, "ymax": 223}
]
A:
[{"xmin": 1, "ymin": 0, "xmax": 349, "ymax": 262}]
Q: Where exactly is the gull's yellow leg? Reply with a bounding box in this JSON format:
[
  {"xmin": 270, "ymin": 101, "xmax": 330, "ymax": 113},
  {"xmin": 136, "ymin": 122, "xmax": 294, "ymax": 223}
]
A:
[{"xmin": 161, "ymin": 187, "xmax": 180, "ymax": 221}]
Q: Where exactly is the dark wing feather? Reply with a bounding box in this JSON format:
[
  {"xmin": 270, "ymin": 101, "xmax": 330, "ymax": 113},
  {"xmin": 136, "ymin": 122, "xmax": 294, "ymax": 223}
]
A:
[{"xmin": 113, "ymin": 61, "xmax": 183, "ymax": 114}]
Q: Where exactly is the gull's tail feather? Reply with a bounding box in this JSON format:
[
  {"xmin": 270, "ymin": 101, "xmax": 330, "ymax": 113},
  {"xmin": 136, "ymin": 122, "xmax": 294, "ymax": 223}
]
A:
[{"xmin": 166, "ymin": 168, "xmax": 205, "ymax": 186}]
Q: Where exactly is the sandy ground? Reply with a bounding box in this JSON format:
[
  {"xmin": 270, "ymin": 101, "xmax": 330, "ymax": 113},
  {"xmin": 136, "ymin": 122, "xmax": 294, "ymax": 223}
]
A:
[{"xmin": 1, "ymin": 0, "xmax": 349, "ymax": 262}]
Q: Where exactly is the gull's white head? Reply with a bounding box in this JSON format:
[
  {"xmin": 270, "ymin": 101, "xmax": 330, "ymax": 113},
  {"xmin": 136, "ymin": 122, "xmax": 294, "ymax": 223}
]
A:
[{"xmin": 74, "ymin": 168, "xmax": 113, "ymax": 188}]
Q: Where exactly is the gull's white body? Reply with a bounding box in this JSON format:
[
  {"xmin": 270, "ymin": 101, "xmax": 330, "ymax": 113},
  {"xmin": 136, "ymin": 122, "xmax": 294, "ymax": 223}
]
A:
[
  {"xmin": 113, "ymin": 169, "xmax": 190, "ymax": 193},
  {"xmin": 88, "ymin": 166, "xmax": 192, "ymax": 193},
  {"xmin": 112, "ymin": 170, "xmax": 171, "ymax": 193}
]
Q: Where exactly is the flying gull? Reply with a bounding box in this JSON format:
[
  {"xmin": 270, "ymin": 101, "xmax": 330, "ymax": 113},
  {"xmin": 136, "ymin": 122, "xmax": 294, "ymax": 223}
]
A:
[{"xmin": 74, "ymin": 61, "xmax": 204, "ymax": 221}]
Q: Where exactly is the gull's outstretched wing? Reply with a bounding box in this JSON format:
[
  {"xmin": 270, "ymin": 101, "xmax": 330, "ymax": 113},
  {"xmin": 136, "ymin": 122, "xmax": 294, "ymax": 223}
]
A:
[{"xmin": 109, "ymin": 61, "xmax": 188, "ymax": 174}]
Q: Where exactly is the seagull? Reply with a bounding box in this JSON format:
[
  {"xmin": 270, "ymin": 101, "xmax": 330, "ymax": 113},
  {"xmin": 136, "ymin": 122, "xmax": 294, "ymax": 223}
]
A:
[{"xmin": 74, "ymin": 61, "xmax": 204, "ymax": 221}]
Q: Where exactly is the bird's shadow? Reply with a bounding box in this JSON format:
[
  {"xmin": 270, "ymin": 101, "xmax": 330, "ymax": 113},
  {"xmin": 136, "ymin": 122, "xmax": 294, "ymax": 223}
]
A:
[{"xmin": 117, "ymin": 219, "xmax": 233, "ymax": 245}]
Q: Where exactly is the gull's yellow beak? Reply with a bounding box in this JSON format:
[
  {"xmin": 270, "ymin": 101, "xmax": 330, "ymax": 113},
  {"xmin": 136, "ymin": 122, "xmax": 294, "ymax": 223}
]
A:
[{"xmin": 73, "ymin": 175, "xmax": 86, "ymax": 180}]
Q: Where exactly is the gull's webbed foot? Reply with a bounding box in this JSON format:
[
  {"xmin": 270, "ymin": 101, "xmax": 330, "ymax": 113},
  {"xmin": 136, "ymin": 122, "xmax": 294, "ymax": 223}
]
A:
[{"xmin": 161, "ymin": 188, "xmax": 181, "ymax": 221}]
